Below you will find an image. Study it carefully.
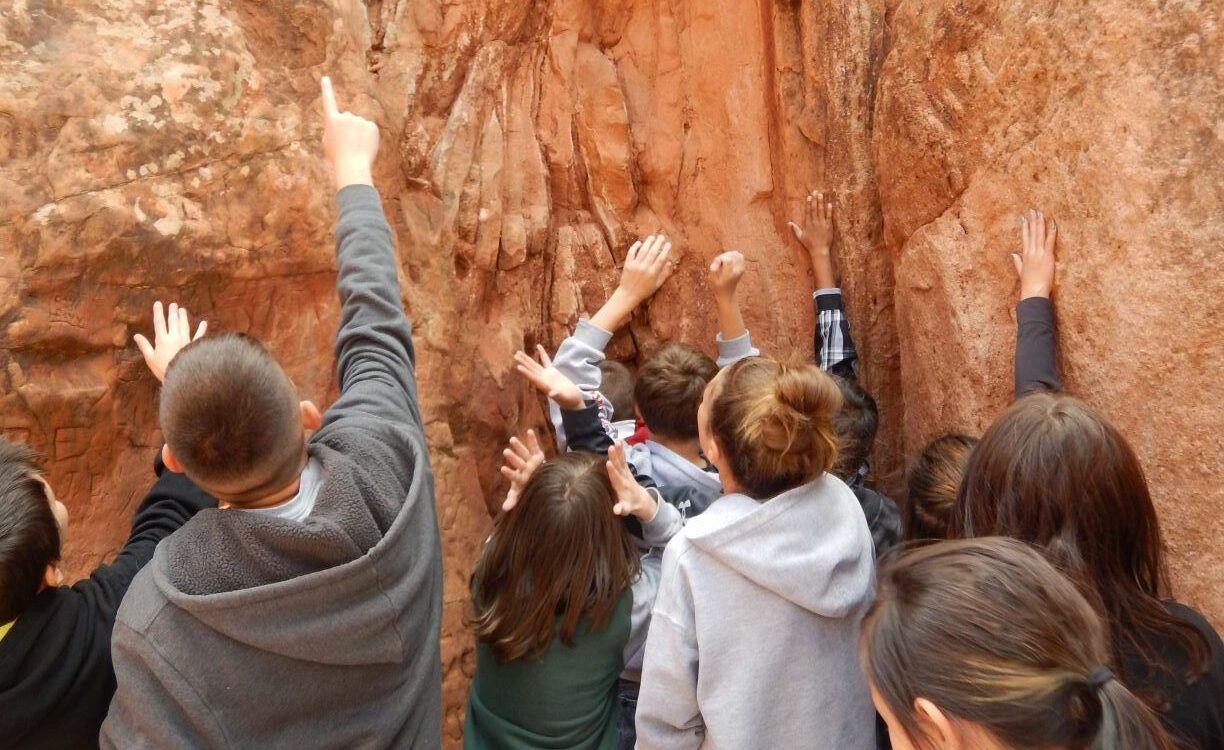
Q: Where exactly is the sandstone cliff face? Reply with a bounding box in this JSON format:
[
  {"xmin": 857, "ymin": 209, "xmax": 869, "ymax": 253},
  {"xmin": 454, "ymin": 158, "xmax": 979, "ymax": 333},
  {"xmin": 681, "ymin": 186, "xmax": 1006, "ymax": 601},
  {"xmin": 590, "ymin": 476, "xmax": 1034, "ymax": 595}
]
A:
[{"xmin": 1, "ymin": 0, "xmax": 1219, "ymax": 744}]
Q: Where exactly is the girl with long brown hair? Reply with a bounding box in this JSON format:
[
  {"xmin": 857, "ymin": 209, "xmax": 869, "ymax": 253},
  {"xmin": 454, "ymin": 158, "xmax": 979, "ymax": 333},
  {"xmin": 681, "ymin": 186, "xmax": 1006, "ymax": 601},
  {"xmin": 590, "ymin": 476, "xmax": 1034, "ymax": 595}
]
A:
[
  {"xmin": 952, "ymin": 394, "xmax": 1224, "ymax": 748},
  {"xmin": 635, "ymin": 357, "xmax": 878, "ymax": 749},
  {"xmin": 464, "ymin": 353, "xmax": 685, "ymax": 750},
  {"xmin": 862, "ymin": 537, "xmax": 1175, "ymax": 750}
]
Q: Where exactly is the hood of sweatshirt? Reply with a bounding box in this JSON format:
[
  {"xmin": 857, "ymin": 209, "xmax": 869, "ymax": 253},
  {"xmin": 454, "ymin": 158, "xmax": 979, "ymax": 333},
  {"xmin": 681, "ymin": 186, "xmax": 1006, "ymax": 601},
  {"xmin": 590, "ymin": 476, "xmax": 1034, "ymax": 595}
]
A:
[
  {"xmin": 143, "ymin": 431, "xmax": 439, "ymax": 667},
  {"xmin": 683, "ymin": 473, "xmax": 874, "ymax": 617}
]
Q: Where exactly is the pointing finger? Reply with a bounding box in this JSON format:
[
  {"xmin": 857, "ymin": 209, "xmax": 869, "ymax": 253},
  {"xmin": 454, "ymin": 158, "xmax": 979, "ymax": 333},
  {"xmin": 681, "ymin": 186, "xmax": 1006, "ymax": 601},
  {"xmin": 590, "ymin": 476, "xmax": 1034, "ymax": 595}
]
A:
[{"xmin": 321, "ymin": 76, "xmax": 339, "ymax": 119}]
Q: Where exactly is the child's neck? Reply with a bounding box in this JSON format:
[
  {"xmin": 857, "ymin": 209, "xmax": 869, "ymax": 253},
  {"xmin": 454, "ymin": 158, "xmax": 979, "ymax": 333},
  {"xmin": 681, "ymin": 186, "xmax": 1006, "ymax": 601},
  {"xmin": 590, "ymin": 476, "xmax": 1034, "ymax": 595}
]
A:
[{"xmin": 654, "ymin": 436, "xmax": 708, "ymax": 468}]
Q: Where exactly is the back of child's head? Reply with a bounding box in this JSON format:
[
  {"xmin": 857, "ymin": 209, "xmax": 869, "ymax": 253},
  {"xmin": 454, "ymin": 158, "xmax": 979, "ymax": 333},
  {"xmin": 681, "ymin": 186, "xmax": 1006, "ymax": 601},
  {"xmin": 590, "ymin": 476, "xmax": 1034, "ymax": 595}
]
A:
[
  {"xmin": 829, "ymin": 375, "xmax": 878, "ymax": 483},
  {"xmin": 708, "ymin": 358, "xmax": 842, "ymax": 499},
  {"xmin": 634, "ymin": 343, "xmax": 718, "ymax": 441},
  {"xmin": 160, "ymin": 334, "xmax": 304, "ymax": 502},
  {"xmin": 0, "ymin": 440, "xmax": 60, "ymax": 623},
  {"xmin": 597, "ymin": 360, "xmax": 635, "ymax": 422},
  {"xmin": 863, "ymin": 537, "xmax": 1175, "ymax": 750},
  {"xmin": 952, "ymin": 393, "xmax": 1212, "ymax": 693},
  {"xmin": 905, "ymin": 433, "xmax": 978, "ymax": 541},
  {"xmin": 472, "ymin": 451, "xmax": 639, "ymax": 662}
]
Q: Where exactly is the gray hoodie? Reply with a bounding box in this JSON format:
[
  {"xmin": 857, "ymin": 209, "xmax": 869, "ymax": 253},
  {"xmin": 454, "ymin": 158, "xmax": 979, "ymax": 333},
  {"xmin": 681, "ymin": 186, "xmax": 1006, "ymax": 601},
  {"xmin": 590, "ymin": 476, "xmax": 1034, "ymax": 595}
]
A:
[
  {"xmin": 100, "ymin": 186, "xmax": 443, "ymax": 749},
  {"xmin": 635, "ymin": 473, "xmax": 876, "ymax": 750}
]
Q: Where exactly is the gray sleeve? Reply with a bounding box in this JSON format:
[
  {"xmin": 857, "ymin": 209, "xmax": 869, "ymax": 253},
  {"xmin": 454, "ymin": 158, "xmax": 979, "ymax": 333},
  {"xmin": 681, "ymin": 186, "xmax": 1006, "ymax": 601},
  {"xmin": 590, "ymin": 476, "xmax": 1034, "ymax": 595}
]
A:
[
  {"xmin": 1014, "ymin": 297, "xmax": 1062, "ymax": 398},
  {"xmin": 714, "ymin": 330, "xmax": 760, "ymax": 368},
  {"xmin": 548, "ymin": 319, "xmax": 614, "ymax": 450},
  {"xmin": 623, "ymin": 498, "xmax": 684, "ymax": 673},
  {"xmin": 316, "ymin": 185, "xmax": 423, "ymax": 435}
]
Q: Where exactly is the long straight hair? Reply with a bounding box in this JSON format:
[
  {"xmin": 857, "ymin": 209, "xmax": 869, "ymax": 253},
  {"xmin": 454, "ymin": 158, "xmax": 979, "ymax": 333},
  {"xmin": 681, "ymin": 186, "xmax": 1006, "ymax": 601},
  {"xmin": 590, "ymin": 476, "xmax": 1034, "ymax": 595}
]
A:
[
  {"xmin": 951, "ymin": 394, "xmax": 1209, "ymax": 701},
  {"xmin": 470, "ymin": 451, "xmax": 639, "ymax": 662},
  {"xmin": 862, "ymin": 538, "xmax": 1175, "ymax": 750}
]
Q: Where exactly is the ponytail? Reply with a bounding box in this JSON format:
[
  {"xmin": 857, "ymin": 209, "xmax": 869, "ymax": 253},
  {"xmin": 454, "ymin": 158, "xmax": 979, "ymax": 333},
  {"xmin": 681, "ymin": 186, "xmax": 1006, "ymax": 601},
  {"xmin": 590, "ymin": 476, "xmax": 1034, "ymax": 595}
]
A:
[
  {"xmin": 1092, "ymin": 677, "xmax": 1176, "ymax": 750},
  {"xmin": 709, "ymin": 358, "xmax": 841, "ymax": 499}
]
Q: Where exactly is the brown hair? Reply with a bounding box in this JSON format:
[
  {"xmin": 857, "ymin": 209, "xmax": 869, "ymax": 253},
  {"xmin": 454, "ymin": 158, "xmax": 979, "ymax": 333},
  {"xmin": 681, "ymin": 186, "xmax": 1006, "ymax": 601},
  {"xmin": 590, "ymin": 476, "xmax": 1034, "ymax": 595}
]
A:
[
  {"xmin": 634, "ymin": 343, "xmax": 717, "ymax": 441},
  {"xmin": 0, "ymin": 440, "xmax": 60, "ymax": 623},
  {"xmin": 471, "ymin": 451, "xmax": 640, "ymax": 662},
  {"xmin": 160, "ymin": 334, "xmax": 304, "ymax": 502},
  {"xmin": 709, "ymin": 358, "xmax": 841, "ymax": 499},
  {"xmin": 905, "ymin": 433, "xmax": 978, "ymax": 541},
  {"xmin": 951, "ymin": 394, "xmax": 1210, "ymax": 699},
  {"xmin": 863, "ymin": 538, "xmax": 1175, "ymax": 750},
  {"xmin": 598, "ymin": 360, "xmax": 635, "ymax": 423},
  {"xmin": 829, "ymin": 375, "xmax": 878, "ymax": 482}
]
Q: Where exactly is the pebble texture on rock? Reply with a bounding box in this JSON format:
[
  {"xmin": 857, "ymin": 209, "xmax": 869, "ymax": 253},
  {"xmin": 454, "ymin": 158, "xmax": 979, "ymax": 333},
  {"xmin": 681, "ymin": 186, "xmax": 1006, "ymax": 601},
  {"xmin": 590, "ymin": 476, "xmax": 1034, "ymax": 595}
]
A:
[{"xmin": 1, "ymin": 0, "xmax": 1219, "ymax": 744}]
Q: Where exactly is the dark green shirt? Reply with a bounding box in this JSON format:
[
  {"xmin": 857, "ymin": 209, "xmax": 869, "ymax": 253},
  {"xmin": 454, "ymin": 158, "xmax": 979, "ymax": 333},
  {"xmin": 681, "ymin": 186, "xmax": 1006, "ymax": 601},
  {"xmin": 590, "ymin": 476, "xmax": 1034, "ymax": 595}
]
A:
[{"xmin": 464, "ymin": 592, "xmax": 631, "ymax": 749}]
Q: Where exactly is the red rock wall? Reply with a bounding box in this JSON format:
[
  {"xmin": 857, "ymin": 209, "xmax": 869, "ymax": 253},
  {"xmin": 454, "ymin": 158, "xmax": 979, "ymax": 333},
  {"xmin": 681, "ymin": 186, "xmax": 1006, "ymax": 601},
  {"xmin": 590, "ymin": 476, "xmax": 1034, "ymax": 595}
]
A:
[{"xmin": 1, "ymin": 0, "xmax": 1218, "ymax": 745}]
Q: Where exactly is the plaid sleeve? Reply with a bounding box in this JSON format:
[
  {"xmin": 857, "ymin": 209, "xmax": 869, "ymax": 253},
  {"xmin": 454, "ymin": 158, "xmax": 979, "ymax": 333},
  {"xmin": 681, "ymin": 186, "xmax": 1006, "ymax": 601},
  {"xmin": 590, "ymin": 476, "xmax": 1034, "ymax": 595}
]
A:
[{"xmin": 814, "ymin": 289, "xmax": 858, "ymax": 378}]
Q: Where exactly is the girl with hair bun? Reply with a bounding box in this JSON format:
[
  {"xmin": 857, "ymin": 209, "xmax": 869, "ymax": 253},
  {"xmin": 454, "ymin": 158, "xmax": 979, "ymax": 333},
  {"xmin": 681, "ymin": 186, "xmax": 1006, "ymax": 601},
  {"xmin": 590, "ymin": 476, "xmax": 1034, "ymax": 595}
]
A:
[
  {"xmin": 862, "ymin": 537, "xmax": 1175, "ymax": 750},
  {"xmin": 635, "ymin": 357, "xmax": 878, "ymax": 749}
]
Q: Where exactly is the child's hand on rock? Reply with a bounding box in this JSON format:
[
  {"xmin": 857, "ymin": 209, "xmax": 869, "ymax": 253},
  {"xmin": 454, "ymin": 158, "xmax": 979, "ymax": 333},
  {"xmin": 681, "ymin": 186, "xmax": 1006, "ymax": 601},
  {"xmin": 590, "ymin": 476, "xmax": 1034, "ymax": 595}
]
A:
[
  {"xmin": 134, "ymin": 301, "xmax": 207, "ymax": 383},
  {"xmin": 1013, "ymin": 208, "xmax": 1058, "ymax": 300}
]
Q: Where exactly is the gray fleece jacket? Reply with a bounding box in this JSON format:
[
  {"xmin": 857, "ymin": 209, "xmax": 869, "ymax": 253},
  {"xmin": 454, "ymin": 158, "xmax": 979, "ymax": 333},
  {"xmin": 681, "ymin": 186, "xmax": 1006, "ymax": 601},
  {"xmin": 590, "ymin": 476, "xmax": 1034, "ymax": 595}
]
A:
[
  {"xmin": 635, "ymin": 473, "xmax": 877, "ymax": 750},
  {"xmin": 100, "ymin": 186, "xmax": 443, "ymax": 749}
]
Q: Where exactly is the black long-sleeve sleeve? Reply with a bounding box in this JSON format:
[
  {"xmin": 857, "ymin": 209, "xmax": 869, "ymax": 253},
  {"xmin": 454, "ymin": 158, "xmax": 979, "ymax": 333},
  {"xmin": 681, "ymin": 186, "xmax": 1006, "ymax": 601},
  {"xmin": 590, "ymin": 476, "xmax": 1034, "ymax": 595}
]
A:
[
  {"xmin": 1014, "ymin": 297, "xmax": 1062, "ymax": 399},
  {"xmin": 73, "ymin": 450, "xmax": 217, "ymax": 625}
]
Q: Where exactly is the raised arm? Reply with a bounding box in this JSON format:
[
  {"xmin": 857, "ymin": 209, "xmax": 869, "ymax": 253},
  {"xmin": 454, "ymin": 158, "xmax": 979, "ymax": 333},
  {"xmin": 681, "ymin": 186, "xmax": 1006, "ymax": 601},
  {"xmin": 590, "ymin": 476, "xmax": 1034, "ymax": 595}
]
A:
[
  {"xmin": 315, "ymin": 77, "xmax": 422, "ymax": 433},
  {"xmin": 1012, "ymin": 208, "xmax": 1062, "ymax": 398},
  {"xmin": 790, "ymin": 190, "xmax": 858, "ymax": 378},
  {"xmin": 708, "ymin": 251, "xmax": 760, "ymax": 367}
]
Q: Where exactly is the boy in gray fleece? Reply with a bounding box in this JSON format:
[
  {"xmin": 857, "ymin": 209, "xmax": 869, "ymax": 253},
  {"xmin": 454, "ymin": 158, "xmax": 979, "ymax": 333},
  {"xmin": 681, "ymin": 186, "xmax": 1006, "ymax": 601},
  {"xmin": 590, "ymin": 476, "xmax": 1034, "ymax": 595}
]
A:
[{"xmin": 100, "ymin": 78, "xmax": 442, "ymax": 749}]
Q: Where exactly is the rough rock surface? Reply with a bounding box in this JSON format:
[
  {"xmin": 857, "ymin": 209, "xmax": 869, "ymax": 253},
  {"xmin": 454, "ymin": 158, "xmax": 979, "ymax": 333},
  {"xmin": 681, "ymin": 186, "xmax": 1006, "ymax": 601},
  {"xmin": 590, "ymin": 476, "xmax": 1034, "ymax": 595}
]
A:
[{"xmin": 0, "ymin": 0, "xmax": 1218, "ymax": 744}]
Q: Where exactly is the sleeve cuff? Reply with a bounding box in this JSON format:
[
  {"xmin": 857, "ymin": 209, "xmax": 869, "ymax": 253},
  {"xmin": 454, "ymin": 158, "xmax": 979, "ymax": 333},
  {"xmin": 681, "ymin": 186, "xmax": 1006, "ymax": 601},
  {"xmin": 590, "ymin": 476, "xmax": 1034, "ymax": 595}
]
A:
[
  {"xmin": 335, "ymin": 183, "xmax": 382, "ymax": 212},
  {"xmin": 1016, "ymin": 296, "xmax": 1055, "ymax": 326},
  {"xmin": 640, "ymin": 494, "xmax": 682, "ymax": 546},
  {"xmin": 814, "ymin": 290, "xmax": 846, "ymax": 312},
  {"xmin": 573, "ymin": 318, "xmax": 614, "ymax": 351},
  {"xmin": 715, "ymin": 330, "xmax": 760, "ymax": 364}
]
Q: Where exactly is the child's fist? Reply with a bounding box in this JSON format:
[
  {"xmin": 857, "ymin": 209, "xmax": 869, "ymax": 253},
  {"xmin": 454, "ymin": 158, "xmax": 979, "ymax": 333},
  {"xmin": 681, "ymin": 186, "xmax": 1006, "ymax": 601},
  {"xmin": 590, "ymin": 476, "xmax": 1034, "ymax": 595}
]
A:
[
  {"xmin": 321, "ymin": 76, "xmax": 379, "ymax": 189},
  {"xmin": 707, "ymin": 251, "xmax": 746, "ymax": 297},
  {"xmin": 1012, "ymin": 208, "xmax": 1058, "ymax": 299}
]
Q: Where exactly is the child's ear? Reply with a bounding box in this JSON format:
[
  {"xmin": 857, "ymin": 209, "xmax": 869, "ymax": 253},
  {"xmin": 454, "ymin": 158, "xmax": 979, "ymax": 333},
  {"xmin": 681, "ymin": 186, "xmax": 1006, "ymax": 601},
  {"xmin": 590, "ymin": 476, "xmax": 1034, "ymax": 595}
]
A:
[
  {"xmin": 300, "ymin": 401, "xmax": 323, "ymax": 432},
  {"xmin": 162, "ymin": 444, "xmax": 185, "ymax": 474},
  {"xmin": 43, "ymin": 563, "xmax": 64, "ymax": 589},
  {"xmin": 914, "ymin": 697, "xmax": 961, "ymax": 749}
]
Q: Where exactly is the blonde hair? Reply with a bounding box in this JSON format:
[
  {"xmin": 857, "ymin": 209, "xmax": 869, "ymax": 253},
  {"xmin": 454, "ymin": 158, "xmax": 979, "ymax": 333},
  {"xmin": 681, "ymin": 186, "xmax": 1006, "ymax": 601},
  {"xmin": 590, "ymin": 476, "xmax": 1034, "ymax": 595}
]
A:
[{"xmin": 710, "ymin": 358, "xmax": 842, "ymax": 498}]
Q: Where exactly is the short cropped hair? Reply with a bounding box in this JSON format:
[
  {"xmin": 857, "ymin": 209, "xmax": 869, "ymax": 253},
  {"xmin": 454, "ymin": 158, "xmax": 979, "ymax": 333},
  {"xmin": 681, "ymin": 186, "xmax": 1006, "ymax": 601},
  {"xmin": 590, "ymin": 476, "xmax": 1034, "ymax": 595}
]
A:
[
  {"xmin": 597, "ymin": 360, "xmax": 635, "ymax": 422},
  {"xmin": 829, "ymin": 375, "xmax": 878, "ymax": 482},
  {"xmin": 0, "ymin": 440, "xmax": 60, "ymax": 623},
  {"xmin": 160, "ymin": 334, "xmax": 304, "ymax": 501},
  {"xmin": 633, "ymin": 344, "xmax": 718, "ymax": 441}
]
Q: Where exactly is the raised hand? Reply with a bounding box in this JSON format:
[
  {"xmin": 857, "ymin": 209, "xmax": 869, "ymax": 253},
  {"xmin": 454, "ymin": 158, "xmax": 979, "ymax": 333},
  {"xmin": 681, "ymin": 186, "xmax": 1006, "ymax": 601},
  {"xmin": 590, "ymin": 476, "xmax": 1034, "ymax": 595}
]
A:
[
  {"xmin": 134, "ymin": 301, "xmax": 207, "ymax": 383},
  {"xmin": 788, "ymin": 190, "xmax": 836, "ymax": 289},
  {"xmin": 515, "ymin": 346, "xmax": 585, "ymax": 411},
  {"xmin": 618, "ymin": 234, "xmax": 675, "ymax": 305},
  {"xmin": 499, "ymin": 429, "xmax": 546, "ymax": 512},
  {"xmin": 607, "ymin": 440, "xmax": 658, "ymax": 521},
  {"xmin": 1012, "ymin": 209, "xmax": 1058, "ymax": 299},
  {"xmin": 320, "ymin": 76, "xmax": 379, "ymax": 189},
  {"xmin": 708, "ymin": 251, "xmax": 746, "ymax": 299}
]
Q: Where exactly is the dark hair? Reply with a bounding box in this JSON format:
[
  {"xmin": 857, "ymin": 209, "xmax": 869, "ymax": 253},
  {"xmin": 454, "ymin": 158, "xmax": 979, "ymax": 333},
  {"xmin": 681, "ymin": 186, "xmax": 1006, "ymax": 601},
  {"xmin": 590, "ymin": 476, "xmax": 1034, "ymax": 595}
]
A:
[
  {"xmin": 471, "ymin": 452, "xmax": 640, "ymax": 662},
  {"xmin": 952, "ymin": 394, "xmax": 1210, "ymax": 699},
  {"xmin": 829, "ymin": 375, "xmax": 877, "ymax": 482},
  {"xmin": 709, "ymin": 357, "xmax": 841, "ymax": 499},
  {"xmin": 0, "ymin": 440, "xmax": 60, "ymax": 623},
  {"xmin": 863, "ymin": 537, "xmax": 1175, "ymax": 750},
  {"xmin": 598, "ymin": 360, "xmax": 635, "ymax": 423},
  {"xmin": 905, "ymin": 433, "xmax": 978, "ymax": 541},
  {"xmin": 634, "ymin": 344, "xmax": 717, "ymax": 440},
  {"xmin": 160, "ymin": 334, "xmax": 304, "ymax": 502}
]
